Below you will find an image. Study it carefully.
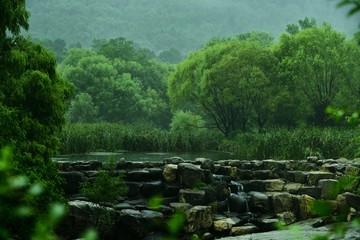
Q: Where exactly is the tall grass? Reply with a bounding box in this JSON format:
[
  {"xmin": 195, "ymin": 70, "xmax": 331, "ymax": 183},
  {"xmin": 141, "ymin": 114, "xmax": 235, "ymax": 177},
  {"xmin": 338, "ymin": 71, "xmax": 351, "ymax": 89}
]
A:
[
  {"xmin": 60, "ymin": 123, "xmax": 360, "ymax": 160},
  {"xmin": 222, "ymin": 127, "xmax": 360, "ymax": 160},
  {"xmin": 59, "ymin": 122, "xmax": 218, "ymax": 154}
]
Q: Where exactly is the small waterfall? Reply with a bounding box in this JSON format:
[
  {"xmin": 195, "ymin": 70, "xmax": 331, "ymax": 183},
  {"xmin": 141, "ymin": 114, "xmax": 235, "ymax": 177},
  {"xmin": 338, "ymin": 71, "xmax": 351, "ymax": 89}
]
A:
[{"xmin": 227, "ymin": 181, "xmax": 253, "ymax": 219}]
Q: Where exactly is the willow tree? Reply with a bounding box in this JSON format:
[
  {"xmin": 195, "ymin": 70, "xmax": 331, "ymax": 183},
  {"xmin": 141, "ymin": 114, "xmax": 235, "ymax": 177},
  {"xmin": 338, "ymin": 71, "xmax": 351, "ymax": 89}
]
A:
[
  {"xmin": 276, "ymin": 25, "xmax": 360, "ymax": 125},
  {"xmin": 168, "ymin": 39, "xmax": 277, "ymax": 136}
]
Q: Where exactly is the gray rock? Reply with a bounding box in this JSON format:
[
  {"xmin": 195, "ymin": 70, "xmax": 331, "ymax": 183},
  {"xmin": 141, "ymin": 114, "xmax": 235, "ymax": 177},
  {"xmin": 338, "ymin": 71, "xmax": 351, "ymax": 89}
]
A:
[
  {"xmin": 243, "ymin": 180, "xmax": 265, "ymax": 192},
  {"xmin": 178, "ymin": 163, "xmax": 204, "ymax": 188},
  {"xmin": 253, "ymin": 170, "xmax": 275, "ymax": 180},
  {"xmin": 248, "ymin": 191, "xmax": 269, "ymax": 213},
  {"xmin": 318, "ymin": 179, "xmax": 340, "ymax": 200},
  {"xmin": 214, "ymin": 218, "xmax": 238, "ymax": 232},
  {"xmin": 228, "ymin": 194, "xmax": 248, "ymax": 214},
  {"xmin": 230, "ymin": 223, "xmax": 259, "ymax": 236},
  {"xmin": 147, "ymin": 167, "xmax": 163, "ymax": 180},
  {"xmin": 126, "ymin": 170, "xmax": 151, "ymax": 182},
  {"xmin": 179, "ymin": 189, "xmax": 206, "ymax": 205},
  {"xmin": 295, "ymin": 194, "xmax": 316, "ymax": 220},
  {"xmin": 184, "ymin": 206, "xmax": 212, "ymax": 233},
  {"xmin": 200, "ymin": 158, "xmax": 215, "ymax": 172},
  {"xmin": 263, "ymin": 179, "xmax": 285, "ymax": 191},
  {"xmin": 307, "ymin": 171, "xmax": 334, "ymax": 185},
  {"xmin": 163, "ymin": 156, "xmax": 184, "ymax": 164},
  {"xmin": 270, "ymin": 192, "xmax": 293, "ymax": 214},
  {"xmin": 169, "ymin": 202, "xmax": 193, "ymax": 212},
  {"xmin": 162, "ymin": 164, "xmax": 177, "ymax": 183},
  {"xmin": 298, "ymin": 186, "xmax": 322, "ymax": 199},
  {"xmin": 343, "ymin": 192, "xmax": 360, "ymax": 211},
  {"xmin": 258, "ymin": 218, "xmax": 280, "ymax": 231},
  {"xmin": 141, "ymin": 181, "xmax": 163, "ymax": 198},
  {"xmin": 287, "ymin": 171, "xmax": 308, "ymax": 183},
  {"xmin": 276, "ymin": 211, "xmax": 297, "ymax": 225},
  {"xmin": 112, "ymin": 202, "xmax": 134, "ymax": 210}
]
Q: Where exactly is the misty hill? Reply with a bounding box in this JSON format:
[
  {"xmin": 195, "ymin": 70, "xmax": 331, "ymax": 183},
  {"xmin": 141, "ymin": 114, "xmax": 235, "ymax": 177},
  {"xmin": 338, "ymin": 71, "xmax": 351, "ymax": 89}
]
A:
[{"xmin": 26, "ymin": 0, "xmax": 358, "ymax": 54}]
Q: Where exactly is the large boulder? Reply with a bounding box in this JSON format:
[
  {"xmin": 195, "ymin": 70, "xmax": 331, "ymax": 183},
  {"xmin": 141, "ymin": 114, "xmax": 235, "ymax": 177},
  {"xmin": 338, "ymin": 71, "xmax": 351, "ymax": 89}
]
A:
[
  {"xmin": 230, "ymin": 223, "xmax": 259, "ymax": 236},
  {"xmin": 141, "ymin": 181, "xmax": 164, "ymax": 198},
  {"xmin": 200, "ymin": 158, "xmax": 215, "ymax": 172},
  {"xmin": 162, "ymin": 164, "xmax": 178, "ymax": 183},
  {"xmin": 178, "ymin": 163, "xmax": 204, "ymax": 188},
  {"xmin": 318, "ymin": 179, "xmax": 340, "ymax": 200},
  {"xmin": 263, "ymin": 179, "xmax": 285, "ymax": 192},
  {"xmin": 213, "ymin": 217, "xmax": 240, "ymax": 232},
  {"xmin": 184, "ymin": 206, "xmax": 212, "ymax": 233},
  {"xmin": 295, "ymin": 194, "xmax": 316, "ymax": 220},
  {"xmin": 342, "ymin": 192, "xmax": 360, "ymax": 211},
  {"xmin": 179, "ymin": 189, "xmax": 206, "ymax": 206},
  {"xmin": 307, "ymin": 171, "xmax": 334, "ymax": 185},
  {"xmin": 228, "ymin": 194, "xmax": 249, "ymax": 214},
  {"xmin": 248, "ymin": 191, "xmax": 269, "ymax": 213},
  {"xmin": 169, "ymin": 202, "xmax": 193, "ymax": 212},
  {"xmin": 126, "ymin": 170, "xmax": 151, "ymax": 182},
  {"xmin": 59, "ymin": 200, "xmax": 118, "ymax": 239},
  {"xmin": 297, "ymin": 186, "xmax": 322, "ymax": 199},
  {"xmin": 287, "ymin": 171, "xmax": 308, "ymax": 183},
  {"xmin": 270, "ymin": 192, "xmax": 294, "ymax": 214}
]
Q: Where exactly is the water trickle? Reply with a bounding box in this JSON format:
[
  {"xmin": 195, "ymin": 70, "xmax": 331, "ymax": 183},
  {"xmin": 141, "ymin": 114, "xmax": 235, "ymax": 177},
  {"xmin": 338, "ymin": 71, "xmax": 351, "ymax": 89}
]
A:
[{"xmin": 227, "ymin": 181, "xmax": 253, "ymax": 220}]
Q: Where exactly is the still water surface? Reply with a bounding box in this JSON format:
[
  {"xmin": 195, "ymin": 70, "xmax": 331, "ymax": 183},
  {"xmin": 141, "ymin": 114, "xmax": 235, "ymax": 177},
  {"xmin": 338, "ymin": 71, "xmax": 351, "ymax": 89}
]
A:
[{"xmin": 52, "ymin": 151, "xmax": 233, "ymax": 162}]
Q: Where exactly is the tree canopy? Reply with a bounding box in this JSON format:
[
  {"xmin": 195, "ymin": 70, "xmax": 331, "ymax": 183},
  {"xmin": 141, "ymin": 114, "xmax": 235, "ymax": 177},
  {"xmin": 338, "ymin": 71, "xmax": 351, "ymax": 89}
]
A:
[
  {"xmin": 0, "ymin": 1, "xmax": 72, "ymax": 237},
  {"xmin": 0, "ymin": 0, "xmax": 29, "ymax": 38},
  {"xmin": 276, "ymin": 24, "xmax": 360, "ymax": 125},
  {"xmin": 168, "ymin": 20, "xmax": 360, "ymax": 136},
  {"xmin": 169, "ymin": 39, "xmax": 277, "ymax": 136},
  {"xmin": 59, "ymin": 39, "xmax": 172, "ymax": 127}
]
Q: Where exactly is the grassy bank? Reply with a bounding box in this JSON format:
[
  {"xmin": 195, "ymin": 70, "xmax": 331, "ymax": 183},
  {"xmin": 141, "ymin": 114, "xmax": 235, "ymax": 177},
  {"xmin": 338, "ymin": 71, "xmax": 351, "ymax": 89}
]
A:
[
  {"xmin": 59, "ymin": 122, "xmax": 217, "ymax": 153},
  {"xmin": 222, "ymin": 127, "xmax": 360, "ymax": 160},
  {"xmin": 60, "ymin": 123, "xmax": 360, "ymax": 160}
]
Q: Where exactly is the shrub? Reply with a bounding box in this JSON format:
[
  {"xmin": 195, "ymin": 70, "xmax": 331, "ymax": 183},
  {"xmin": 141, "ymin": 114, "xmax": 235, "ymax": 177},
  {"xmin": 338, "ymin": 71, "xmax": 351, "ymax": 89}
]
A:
[{"xmin": 222, "ymin": 127, "xmax": 359, "ymax": 159}]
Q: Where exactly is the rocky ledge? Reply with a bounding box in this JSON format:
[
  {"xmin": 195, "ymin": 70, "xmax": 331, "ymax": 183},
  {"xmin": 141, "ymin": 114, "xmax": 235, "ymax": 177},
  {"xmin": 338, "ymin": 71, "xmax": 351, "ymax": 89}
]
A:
[{"xmin": 56, "ymin": 156, "xmax": 360, "ymax": 239}]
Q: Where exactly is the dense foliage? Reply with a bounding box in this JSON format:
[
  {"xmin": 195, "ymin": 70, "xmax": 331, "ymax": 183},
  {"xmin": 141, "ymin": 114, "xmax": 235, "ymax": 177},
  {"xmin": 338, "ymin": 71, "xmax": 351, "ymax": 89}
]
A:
[
  {"xmin": 169, "ymin": 22, "xmax": 360, "ymax": 136},
  {"xmin": 169, "ymin": 36, "xmax": 278, "ymax": 136},
  {"xmin": 0, "ymin": 1, "xmax": 72, "ymax": 238},
  {"xmin": 59, "ymin": 38, "xmax": 172, "ymax": 127}
]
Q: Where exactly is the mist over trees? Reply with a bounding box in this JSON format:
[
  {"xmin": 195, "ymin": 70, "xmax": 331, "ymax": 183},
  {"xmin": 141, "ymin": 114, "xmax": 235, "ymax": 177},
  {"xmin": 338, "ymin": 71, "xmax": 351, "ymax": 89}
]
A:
[{"xmin": 26, "ymin": 0, "xmax": 358, "ymax": 55}]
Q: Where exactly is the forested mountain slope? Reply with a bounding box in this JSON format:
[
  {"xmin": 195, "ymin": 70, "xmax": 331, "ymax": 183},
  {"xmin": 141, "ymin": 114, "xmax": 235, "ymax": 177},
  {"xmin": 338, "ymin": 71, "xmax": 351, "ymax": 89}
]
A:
[{"xmin": 26, "ymin": 0, "xmax": 357, "ymax": 54}]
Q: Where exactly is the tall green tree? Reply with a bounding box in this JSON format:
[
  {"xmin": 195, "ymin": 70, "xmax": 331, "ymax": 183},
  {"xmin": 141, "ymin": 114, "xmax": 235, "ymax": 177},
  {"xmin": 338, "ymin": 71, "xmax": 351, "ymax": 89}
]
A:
[
  {"xmin": 60, "ymin": 45, "xmax": 171, "ymax": 126},
  {"xmin": 0, "ymin": 0, "xmax": 29, "ymax": 38},
  {"xmin": 0, "ymin": 1, "xmax": 72, "ymax": 237},
  {"xmin": 169, "ymin": 39, "xmax": 277, "ymax": 136},
  {"xmin": 276, "ymin": 24, "xmax": 360, "ymax": 125}
]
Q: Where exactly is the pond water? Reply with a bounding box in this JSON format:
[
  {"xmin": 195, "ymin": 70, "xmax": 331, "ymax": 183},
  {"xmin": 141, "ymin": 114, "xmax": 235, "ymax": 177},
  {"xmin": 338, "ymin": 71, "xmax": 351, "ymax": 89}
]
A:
[{"xmin": 52, "ymin": 151, "xmax": 234, "ymax": 163}]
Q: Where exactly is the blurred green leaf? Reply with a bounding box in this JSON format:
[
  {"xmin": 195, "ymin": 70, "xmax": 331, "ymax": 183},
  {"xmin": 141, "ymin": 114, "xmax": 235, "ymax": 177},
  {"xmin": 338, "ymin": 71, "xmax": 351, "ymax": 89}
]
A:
[
  {"xmin": 16, "ymin": 206, "xmax": 33, "ymax": 217},
  {"xmin": 28, "ymin": 183, "xmax": 44, "ymax": 196},
  {"xmin": 82, "ymin": 229, "xmax": 98, "ymax": 240},
  {"xmin": 167, "ymin": 212, "xmax": 186, "ymax": 235},
  {"xmin": 312, "ymin": 200, "xmax": 333, "ymax": 216},
  {"xmin": 148, "ymin": 195, "xmax": 163, "ymax": 210},
  {"xmin": 49, "ymin": 203, "xmax": 66, "ymax": 223},
  {"xmin": 9, "ymin": 176, "xmax": 28, "ymax": 189}
]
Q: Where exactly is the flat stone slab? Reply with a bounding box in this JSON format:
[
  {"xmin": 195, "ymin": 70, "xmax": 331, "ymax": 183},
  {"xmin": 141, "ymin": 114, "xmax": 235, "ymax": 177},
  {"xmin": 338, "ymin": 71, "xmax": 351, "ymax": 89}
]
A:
[{"xmin": 218, "ymin": 218, "xmax": 358, "ymax": 240}]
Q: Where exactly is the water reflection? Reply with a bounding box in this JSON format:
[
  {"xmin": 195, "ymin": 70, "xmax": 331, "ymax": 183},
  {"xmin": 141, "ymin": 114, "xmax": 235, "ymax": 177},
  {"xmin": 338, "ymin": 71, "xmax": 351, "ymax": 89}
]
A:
[{"xmin": 52, "ymin": 151, "xmax": 232, "ymax": 162}]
